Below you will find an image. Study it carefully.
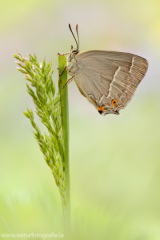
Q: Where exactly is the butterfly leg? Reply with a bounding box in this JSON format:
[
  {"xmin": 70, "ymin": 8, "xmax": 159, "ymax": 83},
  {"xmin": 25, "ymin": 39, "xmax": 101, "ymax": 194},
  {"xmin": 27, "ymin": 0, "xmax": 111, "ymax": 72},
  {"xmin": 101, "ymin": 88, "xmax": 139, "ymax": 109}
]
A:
[
  {"xmin": 62, "ymin": 76, "xmax": 74, "ymax": 88},
  {"xmin": 59, "ymin": 65, "xmax": 67, "ymax": 76},
  {"xmin": 57, "ymin": 52, "xmax": 70, "ymax": 56}
]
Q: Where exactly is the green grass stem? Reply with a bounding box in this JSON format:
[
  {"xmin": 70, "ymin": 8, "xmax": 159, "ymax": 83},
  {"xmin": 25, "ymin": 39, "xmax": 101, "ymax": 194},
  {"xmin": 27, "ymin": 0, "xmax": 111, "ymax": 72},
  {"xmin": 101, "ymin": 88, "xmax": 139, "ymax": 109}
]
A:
[{"xmin": 58, "ymin": 55, "xmax": 70, "ymax": 234}]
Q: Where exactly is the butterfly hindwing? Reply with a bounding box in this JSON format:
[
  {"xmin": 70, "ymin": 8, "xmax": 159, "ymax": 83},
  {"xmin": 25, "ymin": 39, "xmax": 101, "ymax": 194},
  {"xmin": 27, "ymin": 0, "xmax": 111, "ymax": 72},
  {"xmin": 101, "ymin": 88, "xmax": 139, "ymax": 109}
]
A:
[{"xmin": 74, "ymin": 51, "xmax": 148, "ymax": 114}]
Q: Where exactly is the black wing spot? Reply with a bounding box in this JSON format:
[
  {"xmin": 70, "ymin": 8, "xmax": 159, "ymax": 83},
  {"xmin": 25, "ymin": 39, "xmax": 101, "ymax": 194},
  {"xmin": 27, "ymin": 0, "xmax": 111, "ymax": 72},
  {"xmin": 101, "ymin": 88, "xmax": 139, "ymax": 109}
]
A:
[{"xmin": 98, "ymin": 110, "xmax": 103, "ymax": 114}]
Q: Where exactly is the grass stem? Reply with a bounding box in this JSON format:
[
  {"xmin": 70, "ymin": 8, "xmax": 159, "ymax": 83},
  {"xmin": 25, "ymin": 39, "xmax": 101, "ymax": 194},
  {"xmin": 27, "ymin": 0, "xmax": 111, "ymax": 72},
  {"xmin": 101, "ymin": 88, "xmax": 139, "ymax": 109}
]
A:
[{"xmin": 58, "ymin": 55, "xmax": 70, "ymax": 234}]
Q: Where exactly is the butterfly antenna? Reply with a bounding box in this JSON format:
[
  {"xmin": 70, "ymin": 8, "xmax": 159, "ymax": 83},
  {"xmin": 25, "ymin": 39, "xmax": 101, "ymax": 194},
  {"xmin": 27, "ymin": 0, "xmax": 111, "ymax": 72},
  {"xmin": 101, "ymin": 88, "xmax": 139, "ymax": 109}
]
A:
[
  {"xmin": 68, "ymin": 23, "xmax": 78, "ymax": 50},
  {"xmin": 76, "ymin": 24, "xmax": 79, "ymax": 49}
]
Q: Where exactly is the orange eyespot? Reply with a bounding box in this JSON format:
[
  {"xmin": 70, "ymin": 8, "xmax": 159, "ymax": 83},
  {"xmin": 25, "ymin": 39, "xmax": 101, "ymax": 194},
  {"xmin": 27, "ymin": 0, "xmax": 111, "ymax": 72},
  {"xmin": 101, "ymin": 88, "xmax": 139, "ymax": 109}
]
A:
[
  {"xmin": 90, "ymin": 97, "xmax": 104, "ymax": 113},
  {"xmin": 98, "ymin": 106, "xmax": 104, "ymax": 112},
  {"xmin": 111, "ymin": 99, "xmax": 117, "ymax": 106}
]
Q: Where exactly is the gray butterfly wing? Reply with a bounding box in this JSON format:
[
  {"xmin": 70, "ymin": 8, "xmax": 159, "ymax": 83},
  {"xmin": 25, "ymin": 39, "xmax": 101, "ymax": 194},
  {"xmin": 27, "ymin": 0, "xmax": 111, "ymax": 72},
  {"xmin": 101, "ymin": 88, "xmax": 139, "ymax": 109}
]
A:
[{"xmin": 74, "ymin": 51, "xmax": 148, "ymax": 115}]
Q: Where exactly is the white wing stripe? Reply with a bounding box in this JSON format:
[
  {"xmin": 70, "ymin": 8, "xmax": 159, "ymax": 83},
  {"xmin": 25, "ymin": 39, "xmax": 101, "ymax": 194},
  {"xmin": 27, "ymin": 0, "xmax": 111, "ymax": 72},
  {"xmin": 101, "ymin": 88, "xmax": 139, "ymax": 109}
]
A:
[
  {"xmin": 129, "ymin": 56, "xmax": 135, "ymax": 73},
  {"xmin": 107, "ymin": 66, "xmax": 121, "ymax": 98}
]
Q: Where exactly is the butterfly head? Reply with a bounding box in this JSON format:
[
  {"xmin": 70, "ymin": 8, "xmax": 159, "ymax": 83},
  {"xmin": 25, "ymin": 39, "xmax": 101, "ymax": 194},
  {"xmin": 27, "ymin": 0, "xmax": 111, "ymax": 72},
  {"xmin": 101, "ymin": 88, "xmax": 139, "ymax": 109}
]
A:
[{"xmin": 70, "ymin": 45, "xmax": 79, "ymax": 55}]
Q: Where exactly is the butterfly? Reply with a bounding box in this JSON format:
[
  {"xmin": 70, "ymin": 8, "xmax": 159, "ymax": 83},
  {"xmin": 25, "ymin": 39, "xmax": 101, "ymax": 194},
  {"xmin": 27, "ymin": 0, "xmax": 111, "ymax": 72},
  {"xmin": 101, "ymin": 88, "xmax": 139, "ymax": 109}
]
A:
[{"xmin": 59, "ymin": 24, "xmax": 148, "ymax": 115}]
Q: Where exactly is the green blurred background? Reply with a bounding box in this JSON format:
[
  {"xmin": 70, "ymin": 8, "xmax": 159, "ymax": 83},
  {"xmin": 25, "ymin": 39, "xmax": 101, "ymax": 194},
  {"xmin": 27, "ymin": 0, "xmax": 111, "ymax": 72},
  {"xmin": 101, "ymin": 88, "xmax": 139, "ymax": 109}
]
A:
[{"xmin": 0, "ymin": 0, "xmax": 160, "ymax": 239}]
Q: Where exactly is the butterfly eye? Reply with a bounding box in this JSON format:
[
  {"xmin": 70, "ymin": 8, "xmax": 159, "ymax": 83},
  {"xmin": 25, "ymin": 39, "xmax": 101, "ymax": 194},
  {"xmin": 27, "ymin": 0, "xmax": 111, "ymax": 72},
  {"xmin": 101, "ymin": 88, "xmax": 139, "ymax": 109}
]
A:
[{"xmin": 111, "ymin": 99, "xmax": 117, "ymax": 106}]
